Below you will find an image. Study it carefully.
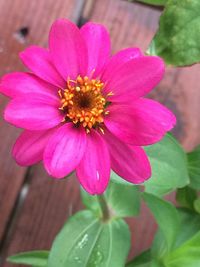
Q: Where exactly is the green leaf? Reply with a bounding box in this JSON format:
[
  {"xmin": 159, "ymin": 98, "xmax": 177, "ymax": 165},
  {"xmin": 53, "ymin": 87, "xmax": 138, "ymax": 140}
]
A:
[
  {"xmin": 164, "ymin": 230, "xmax": 200, "ymax": 267},
  {"xmin": 48, "ymin": 210, "xmax": 130, "ymax": 267},
  {"xmin": 176, "ymin": 187, "xmax": 197, "ymax": 210},
  {"xmin": 105, "ymin": 182, "xmax": 140, "ymax": 217},
  {"xmin": 174, "ymin": 209, "xmax": 200, "ymax": 248},
  {"xmin": 81, "ymin": 181, "xmax": 140, "ymax": 218},
  {"xmin": 148, "ymin": 0, "xmax": 200, "ymax": 66},
  {"xmin": 143, "ymin": 193, "xmax": 180, "ymax": 256},
  {"xmin": 129, "ymin": 0, "xmax": 166, "ymax": 6},
  {"xmin": 194, "ymin": 198, "xmax": 200, "ymax": 214},
  {"xmin": 187, "ymin": 145, "xmax": 200, "ymax": 189},
  {"xmin": 151, "ymin": 260, "xmax": 165, "ymax": 267},
  {"xmin": 145, "ymin": 209, "xmax": 200, "ymax": 266},
  {"xmin": 7, "ymin": 251, "xmax": 49, "ymax": 266},
  {"xmin": 126, "ymin": 250, "xmax": 151, "ymax": 267},
  {"xmin": 144, "ymin": 134, "xmax": 189, "ymax": 196}
]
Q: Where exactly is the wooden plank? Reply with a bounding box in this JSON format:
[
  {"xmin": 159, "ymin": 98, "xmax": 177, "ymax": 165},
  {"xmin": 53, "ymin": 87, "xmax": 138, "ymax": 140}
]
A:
[
  {"xmin": 0, "ymin": 0, "xmax": 83, "ymax": 265},
  {"xmin": 1, "ymin": 0, "xmax": 200, "ymax": 266},
  {"xmin": 0, "ymin": 0, "xmax": 30, "ymax": 244},
  {"xmin": 1, "ymin": 167, "xmax": 82, "ymax": 267}
]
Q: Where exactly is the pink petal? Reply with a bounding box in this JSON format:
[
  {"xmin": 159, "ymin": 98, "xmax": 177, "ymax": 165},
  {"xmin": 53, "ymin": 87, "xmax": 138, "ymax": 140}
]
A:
[
  {"xmin": 104, "ymin": 98, "xmax": 176, "ymax": 146},
  {"xmin": 101, "ymin": 47, "xmax": 142, "ymax": 82},
  {"xmin": 20, "ymin": 46, "xmax": 65, "ymax": 87},
  {"xmin": 44, "ymin": 123, "xmax": 86, "ymax": 178},
  {"xmin": 80, "ymin": 22, "xmax": 111, "ymax": 77},
  {"xmin": 76, "ymin": 130, "xmax": 110, "ymax": 195},
  {"xmin": 4, "ymin": 95, "xmax": 62, "ymax": 130},
  {"xmin": 103, "ymin": 56, "xmax": 165, "ymax": 102},
  {"xmin": 104, "ymin": 130, "xmax": 151, "ymax": 184},
  {"xmin": 0, "ymin": 72, "xmax": 58, "ymax": 98},
  {"xmin": 12, "ymin": 129, "xmax": 55, "ymax": 166},
  {"xmin": 49, "ymin": 19, "xmax": 88, "ymax": 80}
]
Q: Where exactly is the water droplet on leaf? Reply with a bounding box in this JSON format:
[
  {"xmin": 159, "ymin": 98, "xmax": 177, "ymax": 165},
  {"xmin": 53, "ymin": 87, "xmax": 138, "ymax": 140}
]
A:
[
  {"xmin": 88, "ymin": 245, "xmax": 104, "ymax": 266},
  {"xmin": 76, "ymin": 234, "xmax": 89, "ymax": 249}
]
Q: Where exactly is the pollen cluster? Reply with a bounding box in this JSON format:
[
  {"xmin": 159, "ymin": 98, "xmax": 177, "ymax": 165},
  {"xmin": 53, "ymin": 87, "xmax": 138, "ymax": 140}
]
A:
[{"xmin": 59, "ymin": 76, "xmax": 108, "ymax": 131}]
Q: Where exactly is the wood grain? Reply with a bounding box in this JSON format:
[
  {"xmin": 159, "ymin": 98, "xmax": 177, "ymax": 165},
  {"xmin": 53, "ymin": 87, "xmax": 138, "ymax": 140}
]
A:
[
  {"xmin": 1, "ymin": 0, "xmax": 200, "ymax": 266},
  {"xmin": 1, "ymin": 167, "xmax": 82, "ymax": 267}
]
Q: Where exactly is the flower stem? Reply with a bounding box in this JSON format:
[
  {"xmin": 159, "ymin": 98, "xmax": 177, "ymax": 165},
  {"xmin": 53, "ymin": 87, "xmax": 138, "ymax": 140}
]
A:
[{"xmin": 97, "ymin": 194, "xmax": 110, "ymax": 221}]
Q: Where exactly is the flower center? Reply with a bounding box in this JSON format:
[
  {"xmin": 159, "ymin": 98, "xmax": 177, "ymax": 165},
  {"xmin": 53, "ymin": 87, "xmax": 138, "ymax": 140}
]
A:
[{"xmin": 59, "ymin": 76, "xmax": 108, "ymax": 132}]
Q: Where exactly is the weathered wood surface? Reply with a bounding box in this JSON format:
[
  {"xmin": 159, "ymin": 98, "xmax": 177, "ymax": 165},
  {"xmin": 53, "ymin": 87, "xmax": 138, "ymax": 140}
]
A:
[{"xmin": 0, "ymin": 0, "xmax": 200, "ymax": 266}]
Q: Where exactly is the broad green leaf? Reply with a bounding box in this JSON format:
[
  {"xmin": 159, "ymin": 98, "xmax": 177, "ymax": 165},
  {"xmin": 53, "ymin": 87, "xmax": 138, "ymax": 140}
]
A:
[
  {"xmin": 150, "ymin": 260, "xmax": 165, "ymax": 267},
  {"xmin": 126, "ymin": 250, "xmax": 151, "ymax": 267},
  {"xmin": 144, "ymin": 209, "xmax": 200, "ymax": 266},
  {"xmin": 7, "ymin": 251, "xmax": 49, "ymax": 266},
  {"xmin": 148, "ymin": 0, "xmax": 200, "ymax": 66},
  {"xmin": 152, "ymin": 208, "xmax": 200, "ymax": 260},
  {"xmin": 164, "ymin": 231, "xmax": 200, "ymax": 267},
  {"xmin": 187, "ymin": 145, "xmax": 200, "ymax": 189},
  {"xmin": 129, "ymin": 0, "xmax": 165, "ymax": 6},
  {"xmin": 194, "ymin": 198, "xmax": 200, "ymax": 214},
  {"xmin": 150, "ymin": 228, "xmax": 168, "ymax": 260},
  {"xmin": 81, "ymin": 181, "xmax": 140, "ymax": 218},
  {"xmin": 176, "ymin": 187, "xmax": 197, "ymax": 210},
  {"xmin": 48, "ymin": 210, "xmax": 130, "ymax": 267},
  {"xmin": 105, "ymin": 181, "xmax": 140, "ymax": 217},
  {"xmin": 126, "ymin": 251, "xmax": 165, "ymax": 267},
  {"xmin": 175, "ymin": 209, "xmax": 200, "ymax": 248},
  {"xmin": 143, "ymin": 193, "xmax": 180, "ymax": 256},
  {"xmin": 144, "ymin": 134, "xmax": 189, "ymax": 196}
]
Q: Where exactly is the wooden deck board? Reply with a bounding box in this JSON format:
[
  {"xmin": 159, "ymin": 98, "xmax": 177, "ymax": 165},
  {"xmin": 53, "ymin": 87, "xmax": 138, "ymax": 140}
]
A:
[
  {"xmin": 1, "ymin": 167, "xmax": 82, "ymax": 267},
  {"xmin": 1, "ymin": 0, "xmax": 200, "ymax": 266}
]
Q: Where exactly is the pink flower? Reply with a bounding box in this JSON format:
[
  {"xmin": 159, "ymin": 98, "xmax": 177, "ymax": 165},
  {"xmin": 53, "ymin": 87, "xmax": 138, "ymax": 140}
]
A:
[{"xmin": 0, "ymin": 19, "xmax": 176, "ymax": 195}]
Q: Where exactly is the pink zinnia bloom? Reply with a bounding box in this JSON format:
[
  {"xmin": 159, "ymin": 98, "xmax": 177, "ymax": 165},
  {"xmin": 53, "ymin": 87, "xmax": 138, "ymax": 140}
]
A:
[{"xmin": 0, "ymin": 19, "xmax": 176, "ymax": 195}]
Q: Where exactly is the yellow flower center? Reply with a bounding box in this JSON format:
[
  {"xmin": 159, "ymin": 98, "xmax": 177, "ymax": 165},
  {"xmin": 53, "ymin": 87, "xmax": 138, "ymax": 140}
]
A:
[{"xmin": 59, "ymin": 76, "xmax": 109, "ymax": 132}]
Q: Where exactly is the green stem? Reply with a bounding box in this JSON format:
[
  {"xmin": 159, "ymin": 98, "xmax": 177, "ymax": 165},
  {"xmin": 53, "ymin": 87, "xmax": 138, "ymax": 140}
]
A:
[{"xmin": 97, "ymin": 194, "xmax": 110, "ymax": 221}]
